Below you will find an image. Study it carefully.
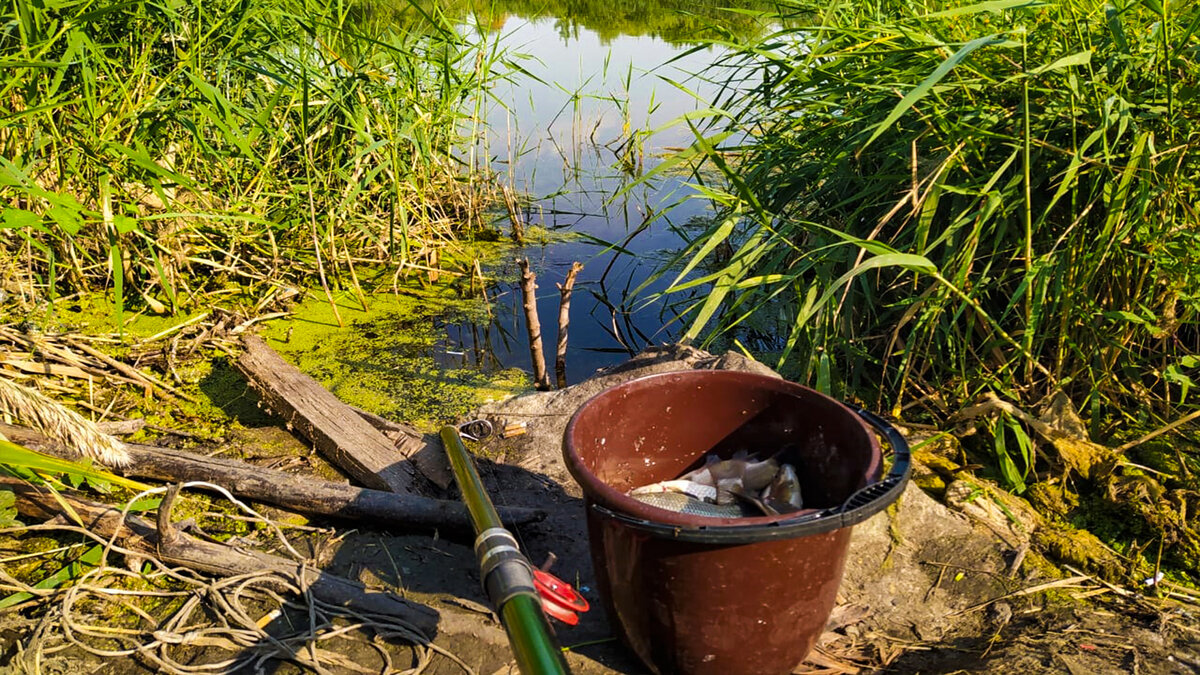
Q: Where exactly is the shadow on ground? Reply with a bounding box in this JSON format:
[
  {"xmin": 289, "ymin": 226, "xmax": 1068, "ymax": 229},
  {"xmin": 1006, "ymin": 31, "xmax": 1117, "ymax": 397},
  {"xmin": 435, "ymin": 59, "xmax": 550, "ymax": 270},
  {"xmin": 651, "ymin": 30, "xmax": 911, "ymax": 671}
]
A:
[{"xmin": 101, "ymin": 345, "xmax": 1200, "ymax": 674}]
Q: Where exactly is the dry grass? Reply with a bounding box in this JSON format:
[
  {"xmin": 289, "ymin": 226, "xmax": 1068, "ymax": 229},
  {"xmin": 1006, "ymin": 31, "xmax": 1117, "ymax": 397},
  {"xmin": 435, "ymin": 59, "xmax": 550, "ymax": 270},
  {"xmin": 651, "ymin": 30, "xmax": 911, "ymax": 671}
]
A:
[{"xmin": 0, "ymin": 377, "xmax": 128, "ymax": 467}]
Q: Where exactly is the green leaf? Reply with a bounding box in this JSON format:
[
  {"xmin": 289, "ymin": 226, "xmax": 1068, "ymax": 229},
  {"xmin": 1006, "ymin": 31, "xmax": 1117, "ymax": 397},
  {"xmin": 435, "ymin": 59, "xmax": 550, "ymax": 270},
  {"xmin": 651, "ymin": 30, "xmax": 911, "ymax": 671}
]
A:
[
  {"xmin": 2, "ymin": 208, "xmax": 44, "ymax": 229},
  {"xmin": 778, "ymin": 252, "xmax": 937, "ymax": 367},
  {"xmin": 923, "ymin": 0, "xmax": 1046, "ymax": 18},
  {"xmin": 671, "ymin": 215, "xmax": 737, "ymax": 288},
  {"xmin": 0, "ymin": 439, "xmax": 150, "ymax": 492},
  {"xmin": 1106, "ymin": 4, "xmax": 1129, "ymax": 53},
  {"xmin": 0, "ymin": 544, "xmax": 103, "ymax": 610},
  {"xmin": 110, "ymin": 240, "xmax": 124, "ymax": 332},
  {"xmin": 47, "ymin": 205, "xmax": 83, "ymax": 235},
  {"xmin": 993, "ymin": 419, "xmax": 1027, "ymax": 493},
  {"xmin": 861, "ymin": 34, "xmax": 1009, "ymax": 151},
  {"xmin": 113, "ymin": 214, "xmax": 139, "ymax": 234},
  {"xmin": 816, "ymin": 353, "xmax": 832, "ymax": 395},
  {"xmin": 126, "ymin": 496, "xmax": 162, "ymax": 512},
  {"xmin": 1164, "ymin": 365, "xmax": 1194, "ymax": 404},
  {"xmin": 106, "ymin": 142, "xmax": 192, "ymax": 186},
  {"xmin": 1029, "ymin": 50, "xmax": 1093, "ymax": 76},
  {"xmin": 807, "ymin": 253, "xmax": 938, "ymax": 322},
  {"xmin": 0, "ymin": 487, "xmax": 18, "ymax": 527},
  {"xmin": 1004, "ymin": 413, "xmax": 1035, "ymax": 479},
  {"xmin": 1139, "ymin": 0, "xmax": 1163, "ymax": 17},
  {"xmin": 680, "ymin": 227, "xmax": 770, "ymax": 342},
  {"xmin": 1102, "ymin": 310, "xmax": 1148, "ymax": 325}
]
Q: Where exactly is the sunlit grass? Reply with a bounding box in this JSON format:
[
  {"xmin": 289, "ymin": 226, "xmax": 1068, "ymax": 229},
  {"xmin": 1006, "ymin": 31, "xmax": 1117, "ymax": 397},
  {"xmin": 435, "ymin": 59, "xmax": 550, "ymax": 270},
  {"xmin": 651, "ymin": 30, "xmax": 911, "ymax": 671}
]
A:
[
  {"xmin": 655, "ymin": 0, "xmax": 1199, "ymax": 434},
  {"xmin": 0, "ymin": 0, "xmax": 515, "ymax": 317}
]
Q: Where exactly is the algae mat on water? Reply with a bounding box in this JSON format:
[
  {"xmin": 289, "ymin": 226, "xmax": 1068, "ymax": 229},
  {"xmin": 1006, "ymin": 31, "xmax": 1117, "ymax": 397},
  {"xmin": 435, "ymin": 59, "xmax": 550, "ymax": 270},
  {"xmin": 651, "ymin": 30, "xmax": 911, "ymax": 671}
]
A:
[{"xmin": 258, "ymin": 287, "xmax": 529, "ymax": 431}]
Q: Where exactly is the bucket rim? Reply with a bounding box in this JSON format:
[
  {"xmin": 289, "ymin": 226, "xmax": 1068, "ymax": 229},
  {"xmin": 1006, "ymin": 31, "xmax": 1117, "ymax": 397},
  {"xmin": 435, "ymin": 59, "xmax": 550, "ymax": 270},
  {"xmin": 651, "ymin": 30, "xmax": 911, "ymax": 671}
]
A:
[{"xmin": 562, "ymin": 370, "xmax": 911, "ymax": 543}]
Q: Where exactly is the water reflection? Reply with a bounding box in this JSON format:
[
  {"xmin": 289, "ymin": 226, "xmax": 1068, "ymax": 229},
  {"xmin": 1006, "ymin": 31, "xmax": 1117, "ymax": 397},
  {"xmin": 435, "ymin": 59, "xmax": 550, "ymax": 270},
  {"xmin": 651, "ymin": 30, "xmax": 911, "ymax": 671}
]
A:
[
  {"xmin": 356, "ymin": 0, "xmax": 773, "ymax": 45},
  {"xmin": 450, "ymin": 12, "xmax": 735, "ymax": 383}
]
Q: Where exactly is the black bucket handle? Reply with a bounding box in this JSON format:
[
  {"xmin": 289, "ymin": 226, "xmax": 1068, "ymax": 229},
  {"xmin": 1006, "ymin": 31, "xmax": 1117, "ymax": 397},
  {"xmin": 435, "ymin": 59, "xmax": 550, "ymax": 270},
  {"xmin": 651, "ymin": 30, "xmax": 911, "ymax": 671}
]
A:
[{"xmin": 590, "ymin": 405, "xmax": 911, "ymax": 544}]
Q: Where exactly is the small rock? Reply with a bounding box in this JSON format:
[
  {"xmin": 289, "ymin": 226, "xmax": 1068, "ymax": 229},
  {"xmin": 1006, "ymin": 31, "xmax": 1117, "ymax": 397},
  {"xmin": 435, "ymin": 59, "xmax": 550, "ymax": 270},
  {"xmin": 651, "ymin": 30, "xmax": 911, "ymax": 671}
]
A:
[{"xmin": 987, "ymin": 601, "xmax": 1013, "ymax": 627}]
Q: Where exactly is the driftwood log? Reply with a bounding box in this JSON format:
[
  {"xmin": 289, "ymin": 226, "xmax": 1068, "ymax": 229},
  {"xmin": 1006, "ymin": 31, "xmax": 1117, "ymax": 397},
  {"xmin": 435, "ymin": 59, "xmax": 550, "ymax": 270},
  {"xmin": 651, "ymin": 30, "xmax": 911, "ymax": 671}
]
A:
[
  {"xmin": 236, "ymin": 335, "xmax": 420, "ymax": 493},
  {"xmin": 1, "ymin": 476, "xmax": 440, "ymax": 635},
  {"xmin": 0, "ymin": 425, "xmax": 545, "ymax": 531},
  {"xmin": 350, "ymin": 406, "xmax": 455, "ymax": 490}
]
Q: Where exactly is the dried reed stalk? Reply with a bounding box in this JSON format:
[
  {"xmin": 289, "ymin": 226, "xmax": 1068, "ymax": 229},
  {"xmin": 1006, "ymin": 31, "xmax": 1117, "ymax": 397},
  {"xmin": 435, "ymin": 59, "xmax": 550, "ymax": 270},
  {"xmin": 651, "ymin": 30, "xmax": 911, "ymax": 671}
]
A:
[
  {"xmin": 503, "ymin": 186, "xmax": 525, "ymax": 243},
  {"xmin": 555, "ymin": 262, "xmax": 583, "ymax": 389},
  {"xmin": 0, "ymin": 376, "xmax": 129, "ymax": 466},
  {"xmin": 517, "ymin": 258, "xmax": 551, "ymax": 390}
]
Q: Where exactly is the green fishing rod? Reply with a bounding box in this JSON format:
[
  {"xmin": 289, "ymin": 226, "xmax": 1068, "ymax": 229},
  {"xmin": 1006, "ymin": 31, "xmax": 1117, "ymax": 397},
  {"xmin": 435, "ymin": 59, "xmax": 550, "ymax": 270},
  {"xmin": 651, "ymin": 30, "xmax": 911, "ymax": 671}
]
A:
[{"xmin": 440, "ymin": 425, "xmax": 572, "ymax": 675}]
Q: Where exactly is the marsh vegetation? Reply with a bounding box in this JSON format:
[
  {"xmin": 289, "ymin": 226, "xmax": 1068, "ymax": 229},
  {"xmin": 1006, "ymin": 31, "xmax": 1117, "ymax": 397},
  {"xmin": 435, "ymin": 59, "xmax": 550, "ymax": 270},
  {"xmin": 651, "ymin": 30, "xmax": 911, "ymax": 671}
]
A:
[
  {"xmin": 654, "ymin": 0, "xmax": 1200, "ymax": 577},
  {"xmin": 0, "ymin": 0, "xmax": 520, "ymax": 328},
  {"xmin": 2, "ymin": 0, "xmax": 1200, "ymax": 669}
]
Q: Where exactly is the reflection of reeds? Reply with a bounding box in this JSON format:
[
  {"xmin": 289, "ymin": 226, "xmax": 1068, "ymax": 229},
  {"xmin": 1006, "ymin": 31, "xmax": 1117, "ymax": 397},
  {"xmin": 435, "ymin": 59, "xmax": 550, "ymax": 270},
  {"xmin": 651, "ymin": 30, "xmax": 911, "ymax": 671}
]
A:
[{"xmin": 0, "ymin": 377, "xmax": 130, "ymax": 468}]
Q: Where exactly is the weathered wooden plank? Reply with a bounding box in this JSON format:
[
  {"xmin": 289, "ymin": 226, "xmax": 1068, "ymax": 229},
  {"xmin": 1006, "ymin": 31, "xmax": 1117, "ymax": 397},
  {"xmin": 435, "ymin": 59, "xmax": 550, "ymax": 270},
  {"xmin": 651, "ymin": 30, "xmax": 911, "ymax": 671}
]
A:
[
  {"xmin": 236, "ymin": 334, "xmax": 416, "ymax": 493},
  {"xmin": 351, "ymin": 405, "xmax": 455, "ymax": 490}
]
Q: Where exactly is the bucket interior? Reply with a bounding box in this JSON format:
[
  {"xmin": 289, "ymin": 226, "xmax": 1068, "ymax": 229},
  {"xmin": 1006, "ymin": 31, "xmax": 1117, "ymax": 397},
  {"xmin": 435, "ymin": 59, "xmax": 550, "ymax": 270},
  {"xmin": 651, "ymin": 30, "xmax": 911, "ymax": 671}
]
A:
[{"xmin": 564, "ymin": 370, "xmax": 882, "ymax": 526}]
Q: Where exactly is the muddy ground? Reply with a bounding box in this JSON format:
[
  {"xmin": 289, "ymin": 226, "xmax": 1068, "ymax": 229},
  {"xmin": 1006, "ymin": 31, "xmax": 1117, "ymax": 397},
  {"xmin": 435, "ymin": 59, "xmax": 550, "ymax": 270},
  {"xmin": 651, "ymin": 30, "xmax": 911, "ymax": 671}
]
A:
[{"xmin": 4, "ymin": 346, "xmax": 1200, "ymax": 674}]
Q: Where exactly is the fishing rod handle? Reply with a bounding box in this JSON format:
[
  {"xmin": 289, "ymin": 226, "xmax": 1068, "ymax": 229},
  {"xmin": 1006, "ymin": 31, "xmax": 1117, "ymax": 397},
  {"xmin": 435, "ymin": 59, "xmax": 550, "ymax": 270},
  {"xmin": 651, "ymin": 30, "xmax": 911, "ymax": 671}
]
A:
[{"xmin": 476, "ymin": 527, "xmax": 540, "ymax": 607}]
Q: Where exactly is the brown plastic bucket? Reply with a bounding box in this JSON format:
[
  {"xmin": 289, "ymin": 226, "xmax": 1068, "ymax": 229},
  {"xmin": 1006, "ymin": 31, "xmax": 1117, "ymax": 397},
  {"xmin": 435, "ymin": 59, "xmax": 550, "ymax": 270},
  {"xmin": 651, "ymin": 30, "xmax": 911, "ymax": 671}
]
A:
[{"xmin": 563, "ymin": 370, "xmax": 910, "ymax": 675}]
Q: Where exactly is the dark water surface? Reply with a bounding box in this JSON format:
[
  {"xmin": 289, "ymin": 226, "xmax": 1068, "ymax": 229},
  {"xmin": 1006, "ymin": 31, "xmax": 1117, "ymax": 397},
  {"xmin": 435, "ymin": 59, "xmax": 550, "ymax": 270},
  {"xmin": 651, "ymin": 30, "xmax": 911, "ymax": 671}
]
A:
[{"xmin": 436, "ymin": 3, "xmax": 769, "ymax": 384}]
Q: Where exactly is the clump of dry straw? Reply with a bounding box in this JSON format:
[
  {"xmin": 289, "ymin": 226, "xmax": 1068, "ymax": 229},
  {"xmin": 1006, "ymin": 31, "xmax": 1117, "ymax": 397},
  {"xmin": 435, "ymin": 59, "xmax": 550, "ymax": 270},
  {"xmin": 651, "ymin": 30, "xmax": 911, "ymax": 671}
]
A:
[{"xmin": 0, "ymin": 376, "xmax": 130, "ymax": 467}]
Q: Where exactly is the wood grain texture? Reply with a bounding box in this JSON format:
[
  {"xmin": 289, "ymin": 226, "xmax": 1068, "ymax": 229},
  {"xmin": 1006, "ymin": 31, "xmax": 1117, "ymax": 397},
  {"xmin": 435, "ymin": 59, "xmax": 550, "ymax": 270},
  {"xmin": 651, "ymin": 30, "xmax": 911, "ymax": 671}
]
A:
[{"xmin": 236, "ymin": 334, "xmax": 416, "ymax": 493}]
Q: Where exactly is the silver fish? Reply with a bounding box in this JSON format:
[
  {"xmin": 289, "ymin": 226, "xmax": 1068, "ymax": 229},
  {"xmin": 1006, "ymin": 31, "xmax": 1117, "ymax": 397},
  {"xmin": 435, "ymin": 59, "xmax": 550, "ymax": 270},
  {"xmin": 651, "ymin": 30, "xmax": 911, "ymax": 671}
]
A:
[
  {"xmin": 629, "ymin": 479, "xmax": 720, "ymax": 503},
  {"xmin": 761, "ymin": 463, "xmax": 803, "ymax": 513},
  {"xmin": 628, "ymin": 453, "xmax": 803, "ymax": 519},
  {"xmin": 682, "ymin": 453, "xmax": 780, "ymax": 493},
  {"xmin": 629, "ymin": 491, "xmax": 756, "ymax": 518}
]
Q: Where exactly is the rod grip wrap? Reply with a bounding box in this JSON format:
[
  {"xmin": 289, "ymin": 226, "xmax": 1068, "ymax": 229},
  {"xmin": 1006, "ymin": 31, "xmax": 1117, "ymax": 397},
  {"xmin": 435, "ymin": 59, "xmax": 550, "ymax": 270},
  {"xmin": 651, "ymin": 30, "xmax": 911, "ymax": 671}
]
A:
[{"xmin": 475, "ymin": 528, "xmax": 538, "ymax": 608}]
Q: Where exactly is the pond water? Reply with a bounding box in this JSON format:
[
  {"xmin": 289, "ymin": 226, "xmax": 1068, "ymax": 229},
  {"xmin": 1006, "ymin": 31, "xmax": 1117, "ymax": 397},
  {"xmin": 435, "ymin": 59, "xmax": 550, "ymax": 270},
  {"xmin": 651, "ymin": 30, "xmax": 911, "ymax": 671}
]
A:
[
  {"xmin": 436, "ymin": 3, "xmax": 769, "ymax": 384},
  {"xmin": 262, "ymin": 2, "xmax": 771, "ymax": 423}
]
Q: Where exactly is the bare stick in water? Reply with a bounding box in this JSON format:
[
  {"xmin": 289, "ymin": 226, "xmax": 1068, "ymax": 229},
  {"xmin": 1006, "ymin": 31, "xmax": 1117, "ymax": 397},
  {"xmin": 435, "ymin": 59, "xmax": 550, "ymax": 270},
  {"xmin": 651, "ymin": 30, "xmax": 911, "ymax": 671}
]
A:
[
  {"xmin": 517, "ymin": 258, "xmax": 551, "ymax": 390},
  {"xmin": 555, "ymin": 262, "xmax": 584, "ymax": 389}
]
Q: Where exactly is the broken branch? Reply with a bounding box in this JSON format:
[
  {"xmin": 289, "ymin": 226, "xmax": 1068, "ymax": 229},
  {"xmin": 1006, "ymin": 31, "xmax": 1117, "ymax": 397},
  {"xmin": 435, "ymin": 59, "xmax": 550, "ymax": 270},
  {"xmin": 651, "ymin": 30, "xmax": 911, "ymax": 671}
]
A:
[
  {"xmin": 555, "ymin": 262, "xmax": 583, "ymax": 389},
  {"xmin": 517, "ymin": 258, "xmax": 550, "ymax": 390},
  {"xmin": 2, "ymin": 424, "xmax": 545, "ymax": 531}
]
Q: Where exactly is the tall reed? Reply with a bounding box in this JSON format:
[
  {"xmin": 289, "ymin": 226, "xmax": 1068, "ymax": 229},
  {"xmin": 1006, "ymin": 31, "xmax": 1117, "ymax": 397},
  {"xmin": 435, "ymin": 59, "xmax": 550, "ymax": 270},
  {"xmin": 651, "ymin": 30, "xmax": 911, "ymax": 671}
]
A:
[
  {"xmin": 659, "ymin": 0, "xmax": 1199, "ymax": 427},
  {"xmin": 0, "ymin": 0, "xmax": 511, "ymax": 314}
]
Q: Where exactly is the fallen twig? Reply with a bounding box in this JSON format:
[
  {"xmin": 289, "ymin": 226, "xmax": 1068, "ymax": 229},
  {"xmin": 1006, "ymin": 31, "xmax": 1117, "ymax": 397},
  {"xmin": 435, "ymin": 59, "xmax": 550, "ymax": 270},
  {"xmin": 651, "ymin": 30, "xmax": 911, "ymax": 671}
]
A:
[
  {"xmin": 950, "ymin": 575, "xmax": 1092, "ymax": 616},
  {"xmin": 1115, "ymin": 408, "xmax": 1200, "ymax": 453}
]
